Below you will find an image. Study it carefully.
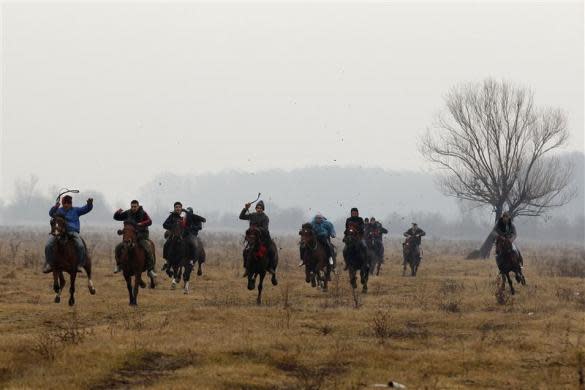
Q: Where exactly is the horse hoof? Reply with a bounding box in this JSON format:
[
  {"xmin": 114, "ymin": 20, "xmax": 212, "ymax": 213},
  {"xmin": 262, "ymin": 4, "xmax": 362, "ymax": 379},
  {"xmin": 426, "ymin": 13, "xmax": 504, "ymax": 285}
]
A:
[
  {"xmin": 130, "ymin": 302, "xmax": 137, "ymax": 306},
  {"xmin": 305, "ymin": 277, "xmax": 310, "ymax": 283},
  {"xmin": 311, "ymin": 280, "xmax": 317, "ymax": 288},
  {"xmin": 54, "ymin": 296, "xmax": 60, "ymax": 303},
  {"xmin": 256, "ymin": 299, "xmax": 261, "ymax": 305},
  {"xmin": 89, "ymin": 287, "xmax": 96, "ymax": 295},
  {"xmin": 68, "ymin": 298, "xmax": 75, "ymax": 306},
  {"xmin": 197, "ymin": 269, "xmax": 202, "ymax": 276},
  {"xmin": 247, "ymin": 281, "xmax": 255, "ymax": 291},
  {"xmin": 271, "ymin": 276, "xmax": 278, "ymax": 286},
  {"xmin": 139, "ymin": 280, "xmax": 147, "ymax": 289}
]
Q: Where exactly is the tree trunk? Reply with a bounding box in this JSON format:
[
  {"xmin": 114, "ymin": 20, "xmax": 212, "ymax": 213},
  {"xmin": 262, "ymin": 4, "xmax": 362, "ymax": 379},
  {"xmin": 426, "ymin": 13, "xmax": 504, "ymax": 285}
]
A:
[{"xmin": 466, "ymin": 204, "xmax": 503, "ymax": 259}]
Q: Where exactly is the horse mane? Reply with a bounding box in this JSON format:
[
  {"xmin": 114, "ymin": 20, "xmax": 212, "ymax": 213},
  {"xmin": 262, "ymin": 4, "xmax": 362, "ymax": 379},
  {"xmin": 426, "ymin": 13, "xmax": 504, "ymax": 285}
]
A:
[{"xmin": 301, "ymin": 223, "xmax": 313, "ymax": 231}]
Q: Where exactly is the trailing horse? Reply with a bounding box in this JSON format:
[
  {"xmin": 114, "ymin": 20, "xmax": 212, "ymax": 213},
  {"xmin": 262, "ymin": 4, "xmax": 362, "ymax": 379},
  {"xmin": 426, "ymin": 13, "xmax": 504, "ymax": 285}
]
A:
[
  {"xmin": 299, "ymin": 223, "xmax": 330, "ymax": 291},
  {"xmin": 49, "ymin": 216, "xmax": 96, "ymax": 306},
  {"xmin": 244, "ymin": 227, "xmax": 278, "ymax": 304},
  {"xmin": 343, "ymin": 226, "xmax": 369, "ymax": 293},
  {"xmin": 402, "ymin": 235, "xmax": 420, "ymax": 276},
  {"xmin": 164, "ymin": 222, "xmax": 194, "ymax": 294},
  {"xmin": 366, "ymin": 228, "xmax": 384, "ymax": 276},
  {"xmin": 495, "ymin": 236, "xmax": 526, "ymax": 295},
  {"xmin": 116, "ymin": 221, "xmax": 155, "ymax": 305}
]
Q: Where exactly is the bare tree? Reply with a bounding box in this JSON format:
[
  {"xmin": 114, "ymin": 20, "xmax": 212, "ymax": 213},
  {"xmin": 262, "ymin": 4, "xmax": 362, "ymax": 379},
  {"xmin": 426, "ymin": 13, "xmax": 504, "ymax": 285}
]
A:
[{"xmin": 420, "ymin": 79, "xmax": 575, "ymax": 258}]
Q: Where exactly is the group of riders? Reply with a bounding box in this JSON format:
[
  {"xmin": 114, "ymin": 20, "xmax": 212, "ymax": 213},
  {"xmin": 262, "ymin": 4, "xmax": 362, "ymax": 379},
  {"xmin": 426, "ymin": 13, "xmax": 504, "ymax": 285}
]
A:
[{"xmin": 42, "ymin": 196, "xmax": 523, "ymax": 279}]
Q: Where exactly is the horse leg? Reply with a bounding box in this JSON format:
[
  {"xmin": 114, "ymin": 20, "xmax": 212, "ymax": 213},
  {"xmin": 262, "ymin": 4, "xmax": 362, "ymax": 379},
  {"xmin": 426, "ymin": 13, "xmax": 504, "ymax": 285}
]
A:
[
  {"xmin": 197, "ymin": 259, "xmax": 203, "ymax": 276},
  {"xmin": 247, "ymin": 272, "xmax": 256, "ymax": 291},
  {"xmin": 68, "ymin": 271, "xmax": 77, "ymax": 306},
  {"xmin": 257, "ymin": 272, "xmax": 265, "ymax": 305},
  {"xmin": 183, "ymin": 262, "xmax": 193, "ymax": 294},
  {"xmin": 124, "ymin": 273, "xmax": 134, "ymax": 305},
  {"xmin": 311, "ymin": 271, "xmax": 317, "ymax": 288},
  {"xmin": 84, "ymin": 261, "xmax": 96, "ymax": 295},
  {"xmin": 349, "ymin": 267, "xmax": 357, "ymax": 289},
  {"xmin": 53, "ymin": 272, "xmax": 62, "ymax": 303},
  {"xmin": 305, "ymin": 266, "xmax": 311, "ymax": 283},
  {"xmin": 171, "ymin": 266, "xmax": 178, "ymax": 290},
  {"xmin": 322, "ymin": 269, "xmax": 329, "ymax": 292},
  {"xmin": 361, "ymin": 267, "xmax": 368, "ymax": 294},
  {"xmin": 376, "ymin": 261, "xmax": 381, "ymax": 276},
  {"xmin": 506, "ymin": 273, "xmax": 515, "ymax": 295},
  {"xmin": 132, "ymin": 273, "xmax": 140, "ymax": 305}
]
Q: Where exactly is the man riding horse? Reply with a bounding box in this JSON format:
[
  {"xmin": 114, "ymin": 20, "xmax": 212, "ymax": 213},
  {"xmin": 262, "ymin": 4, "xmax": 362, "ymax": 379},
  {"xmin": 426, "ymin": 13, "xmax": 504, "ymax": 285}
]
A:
[
  {"xmin": 299, "ymin": 213, "xmax": 336, "ymax": 272},
  {"xmin": 493, "ymin": 211, "xmax": 523, "ymax": 267},
  {"xmin": 113, "ymin": 200, "xmax": 157, "ymax": 278},
  {"xmin": 367, "ymin": 217, "xmax": 388, "ymax": 258},
  {"xmin": 403, "ymin": 222, "xmax": 426, "ymax": 264},
  {"xmin": 161, "ymin": 202, "xmax": 206, "ymax": 271},
  {"xmin": 239, "ymin": 200, "xmax": 277, "ymax": 278},
  {"xmin": 343, "ymin": 207, "xmax": 367, "ymax": 270},
  {"xmin": 43, "ymin": 195, "xmax": 93, "ymax": 273}
]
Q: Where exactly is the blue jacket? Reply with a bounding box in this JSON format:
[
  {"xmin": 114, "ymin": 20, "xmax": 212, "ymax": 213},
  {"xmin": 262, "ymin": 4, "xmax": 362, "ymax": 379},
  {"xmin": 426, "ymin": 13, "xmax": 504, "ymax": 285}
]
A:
[
  {"xmin": 311, "ymin": 217, "xmax": 336, "ymax": 239},
  {"xmin": 49, "ymin": 203, "xmax": 93, "ymax": 233}
]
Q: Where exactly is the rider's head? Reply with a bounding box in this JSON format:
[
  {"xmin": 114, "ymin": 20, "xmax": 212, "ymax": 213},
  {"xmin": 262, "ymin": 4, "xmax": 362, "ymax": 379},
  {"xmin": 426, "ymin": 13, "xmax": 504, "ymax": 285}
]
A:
[
  {"xmin": 370, "ymin": 217, "xmax": 376, "ymax": 223},
  {"xmin": 412, "ymin": 222, "xmax": 418, "ymax": 228},
  {"xmin": 502, "ymin": 211, "xmax": 511, "ymax": 222},
  {"xmin": 315, "ymin": 213, "xmax": 324, "ymax": 224},
  {"xmin": 186, "ymin": 207, "xmax": 193, "ymax": 214},
  {"xmin": 130, "ymin": 200, "xmax": 139, "ymax": 213},
  {"xmin": 62, "ymin": 195, "xmax": 73, "ymax": 210},
  {"xmin": 364, "ymin": 218, "xmax": 369, "ymax": 224},
  {"xmin": 255, "ymin": 200, "xmax": 265, "ymax": 214},
  {"xmin": 173, "ymin": 201, "xmax": 183, "ymax": 214},
  {"xmin": 351, "ymin": 207, "xmax": 359, "ymax": 217}
]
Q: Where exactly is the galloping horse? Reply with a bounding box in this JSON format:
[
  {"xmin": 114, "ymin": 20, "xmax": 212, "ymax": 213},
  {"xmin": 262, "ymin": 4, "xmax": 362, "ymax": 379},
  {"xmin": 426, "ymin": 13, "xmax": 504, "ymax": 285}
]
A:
[
  {"xmin": 402, "ymin": 235, "xmax": 420, "ymax": 276},
  {"xmin": 366, "ymin": 228, "xmax": 384, "ymax": 276},
  {"xmin": 495, "ymin": 236, "xmax": 525, "ymax": 295},
  {"xmin": 165, "ymin": 222, "xmax": 193, "ymax": 294},
  {"xmin": 343, "ymin": 226, "xmax": 369, "ymax": 293},
  {"xmin": 116, "ymin": 221, "xmax": 155, "ymax": 305},
  {"xmin": 244, "ymin": 227, "xmax": 278, "ymax": 304},
  {"xmin": 299, "ymin": 223, "xmax": 330, "ymax": 291},
  {"xmin": 49, "ymin": 216, "xmax": 96, "ymax": 306}
]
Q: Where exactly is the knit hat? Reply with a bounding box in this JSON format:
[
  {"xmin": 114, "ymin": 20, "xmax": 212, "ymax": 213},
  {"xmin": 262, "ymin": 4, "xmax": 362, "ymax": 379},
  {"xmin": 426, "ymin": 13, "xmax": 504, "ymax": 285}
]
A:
[{"xmin": 256, "ymin": 200, "xmax": 265, "ymax": 210}]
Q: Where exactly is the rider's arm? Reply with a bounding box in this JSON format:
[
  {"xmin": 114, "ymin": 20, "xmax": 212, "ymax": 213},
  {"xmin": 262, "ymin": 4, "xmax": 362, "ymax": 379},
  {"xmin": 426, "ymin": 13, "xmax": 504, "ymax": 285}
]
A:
[
  {"xmin": 113, "ymin": 210, "xmax": 127, "ymax": 221},
  {"xmin": 139, "ymin": 212, "xmax": 152, "ymax": 227},
  {"xmin": 76, "ymin": 201, "xmax": 93, "ymax": 216},
  {"xmin": 328, "ymin": 221, "xmax": 336, "ymax": 238},
  {"xmin": 162, "ymin": 215, "xmax": 174, "ymax": 230},
  {"xmin": 195, "ymin": 214, "xmax": 206, "ymax": 223},
  {"xmin": 239, "ymin": 208, "xmax": 251, "ymax": 220},
  {"xmin": 418, "ymin": 229, "xmax": 426, "ymax": 237},
  {"xmin": 49, "ymin": 204, "xmax": 59, "ymax": 217},
  {"xmin": 403, "ymin": 231, "xmax": 410, "ymax": 237},
  {"xmin": 381, "ymin": 227, "xmax": 389, "ymax": 234}
]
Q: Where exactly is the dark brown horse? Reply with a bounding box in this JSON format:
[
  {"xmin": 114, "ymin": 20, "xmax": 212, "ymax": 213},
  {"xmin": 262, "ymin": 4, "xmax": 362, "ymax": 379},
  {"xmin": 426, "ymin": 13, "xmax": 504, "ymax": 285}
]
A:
[
  {"xmin": 49, "ymin": 216, "xmax": 96, "ymax": 306},
  {"xmin": 116, "ymin": 222, "xmax": 155, "ymax": 305},
  {"xmin": 299, "ymin": 223, "xmax": 330, "ymax": 291},
  {"xmin": 402, "ymin": 236, "xmax": 421, "ymax": 277},
  {"xmin": 244, "ymin": 227, "xmax": 277, "ymax": 304},
  {"xmin": 342, "ymin": 226, "xmax": 369, "ymax": 293},
  {"xmin": 164, "ymin": 222, "xmax": 196, "ymax": 294},
  {"xmin": 366, "ymin": 228, "xmax": 384, "ymax": 276},
  {"xmin": 495, "ymin": 236, "xmax": 525, "ymax": 295}
]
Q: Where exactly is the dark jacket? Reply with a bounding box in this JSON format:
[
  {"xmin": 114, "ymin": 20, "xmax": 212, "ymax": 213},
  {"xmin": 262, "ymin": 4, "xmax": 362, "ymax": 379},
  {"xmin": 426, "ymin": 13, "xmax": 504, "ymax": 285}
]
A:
[
  {"xmin": 163, "ymin": 211, "xmax": 187, "ymax": 231},
  {"xmin": 345, "ymin": 216, "xmax": 365, "ymax": 235},
  {"xmin": 494, "ymin": 218, "xmax": 517, "ymax": 240},
  {"xmin": 114, "ymin": 206, "xmax": 152, "ymax": 233},
  {"xmin": 239, "ymin": 208, "xmax": 269, "ymax": 231},
  {"xmin": 186, "ymin": 210, "xmax": 206, "ymax": 235},
  {"xmin": 371, "ymin": 222, "xmax": 388, "ymax": 235},
  {"xmin": 404, "ymin": 227, "xmax": 426, "ymax": 245}
]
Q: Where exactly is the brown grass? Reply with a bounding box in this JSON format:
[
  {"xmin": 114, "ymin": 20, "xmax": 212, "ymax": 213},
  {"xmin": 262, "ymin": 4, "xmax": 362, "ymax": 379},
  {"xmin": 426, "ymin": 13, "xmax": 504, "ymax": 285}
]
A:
[{"xmin": 0, "ymin": 229, "xmax": 583, "ymax": 389}]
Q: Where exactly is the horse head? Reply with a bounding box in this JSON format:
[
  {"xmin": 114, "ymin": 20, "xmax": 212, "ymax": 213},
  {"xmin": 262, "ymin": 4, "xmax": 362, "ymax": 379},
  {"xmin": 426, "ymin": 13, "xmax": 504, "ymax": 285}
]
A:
[
  {"xmin": 120, "ymin": 221, "xmax": 138, "ymax": 248},
  {"xmin": 50, "ymin": 215, "xmax": 68, "ymax": 238},
  {"xmin": 299, "ymin": 223, "xmax": 315, "ymax": 247},
  {"xmin": 169, "ymin": 221, "xmax": 184, "ymax": 241},
  {"xmin": 345, "ymin": 225, "xmax": 360, "ymax": 245},
  {"xmin": 496, "ymin": 235, "xmax": 513, "ymax": 254},
  {"xmin": 245, "ymin": 227, "xmax": 261, "ymax": 247}
]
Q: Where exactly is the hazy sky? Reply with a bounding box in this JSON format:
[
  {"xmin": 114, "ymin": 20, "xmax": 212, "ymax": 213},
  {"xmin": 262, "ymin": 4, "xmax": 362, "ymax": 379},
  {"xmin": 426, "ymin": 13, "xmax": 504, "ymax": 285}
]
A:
[{"xmin": 1, "ymin": 2, "xmax": 583, "ymax": 202}]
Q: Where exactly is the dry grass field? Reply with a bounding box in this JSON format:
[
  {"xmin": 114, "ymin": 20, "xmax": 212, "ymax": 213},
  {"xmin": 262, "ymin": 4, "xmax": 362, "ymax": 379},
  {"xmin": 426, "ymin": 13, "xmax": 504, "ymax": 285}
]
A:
[{"xmin": 0, "ymin": 228, "xmax": 583, "ymax": 389}]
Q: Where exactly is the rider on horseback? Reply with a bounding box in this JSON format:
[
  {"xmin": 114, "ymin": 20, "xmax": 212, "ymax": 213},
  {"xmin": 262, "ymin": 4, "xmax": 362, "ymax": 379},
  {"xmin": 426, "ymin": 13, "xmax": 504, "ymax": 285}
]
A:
[
  {"xmin": 368, "ymin": 217, "xmax": 388, "ymax": 257},
  {"xmin": 403, "ymin": 222, "xmax": 425, "ymax": 263},
  {"xmin": 43, "ymin": 195, "xmax": 93, "ymax": 273},
  {"xmin": 343, "ymin": 207, "xmax": 367, "ymax": 270},
  {"xmin": 161, "ymin": 202, "xmax": 188, "ymax": 271},
  {"xmin": 239, "ymin": 200, "xmax": 276, "ymax": 277},
  {"xmin": 113, "ymin": 200, "xmax": 157, "ymax": 278},
  {"xmin": 299, "ymin": 213, "xmax": 336, "ymax": 268},
  {"xmin": 493, "ymin": 211, "xmax": 523, "ymax": 267},
  {"xmin": 184, "ymin": 206, "xmax": 206, "ymax": 264}
]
